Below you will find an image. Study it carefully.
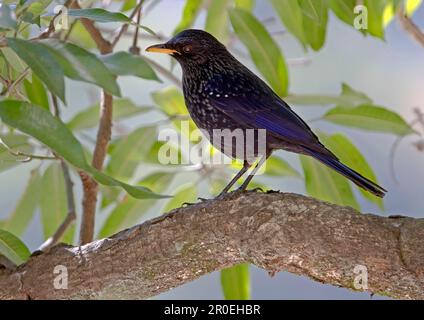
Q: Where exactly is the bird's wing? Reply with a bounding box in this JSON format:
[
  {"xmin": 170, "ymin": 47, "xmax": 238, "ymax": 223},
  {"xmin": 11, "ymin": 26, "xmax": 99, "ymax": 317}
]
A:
[{"xmin": 208, "ymin": 91, "xmax": 330, "ymax": 155}]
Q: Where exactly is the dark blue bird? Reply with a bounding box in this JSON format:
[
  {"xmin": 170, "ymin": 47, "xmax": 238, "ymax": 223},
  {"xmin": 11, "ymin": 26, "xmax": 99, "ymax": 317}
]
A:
[{"xmin": 147, "ymin": 29, "xmax": 386, "ymax": 198}]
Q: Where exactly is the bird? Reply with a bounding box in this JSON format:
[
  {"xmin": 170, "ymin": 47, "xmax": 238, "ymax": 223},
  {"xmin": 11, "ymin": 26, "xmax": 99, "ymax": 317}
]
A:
[{"xmin": 146, "ymin": 29, "xmax": 386, "ymax": 198}]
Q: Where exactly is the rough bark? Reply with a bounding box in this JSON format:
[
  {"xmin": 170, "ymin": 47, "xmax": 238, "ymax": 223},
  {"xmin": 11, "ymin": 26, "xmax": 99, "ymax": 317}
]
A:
[{"xmin": 0, "ymin": 191, "xmax": 423, "ymax": 300}]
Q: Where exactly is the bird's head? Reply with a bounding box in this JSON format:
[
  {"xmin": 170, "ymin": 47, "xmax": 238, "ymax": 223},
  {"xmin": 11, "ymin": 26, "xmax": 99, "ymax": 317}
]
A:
[{"xmin": 146, "ymin": 29, "xmax": 228, "ymax": 66}]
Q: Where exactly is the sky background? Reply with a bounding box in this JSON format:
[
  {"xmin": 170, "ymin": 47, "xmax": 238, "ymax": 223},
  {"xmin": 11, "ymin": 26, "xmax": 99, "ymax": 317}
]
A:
[{"xmin": 1, "ymin": 0, "xmax": 424, "ymax": 299}]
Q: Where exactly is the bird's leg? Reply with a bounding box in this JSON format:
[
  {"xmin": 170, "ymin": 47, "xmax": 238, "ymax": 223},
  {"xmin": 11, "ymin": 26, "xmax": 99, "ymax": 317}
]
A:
[
  {"xmin": 217, "ymin": 160, "xmax": 251, "ymax": 197},
  {"xmin": 237, "ymin": 155, "xmax": 268, "ymax": 192}
]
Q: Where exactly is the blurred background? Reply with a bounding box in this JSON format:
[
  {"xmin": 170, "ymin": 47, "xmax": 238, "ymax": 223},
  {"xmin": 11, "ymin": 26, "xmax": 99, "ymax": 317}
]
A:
[{"xmin": 1, "ymin": 0, "xmax": 424, "ymax": 299}]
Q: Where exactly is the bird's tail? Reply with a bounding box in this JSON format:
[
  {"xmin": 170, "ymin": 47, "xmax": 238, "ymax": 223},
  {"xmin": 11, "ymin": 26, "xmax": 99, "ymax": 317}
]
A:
[{"xmin": 306, "ymin": 149, "xmax": 387, "ymax": 198}]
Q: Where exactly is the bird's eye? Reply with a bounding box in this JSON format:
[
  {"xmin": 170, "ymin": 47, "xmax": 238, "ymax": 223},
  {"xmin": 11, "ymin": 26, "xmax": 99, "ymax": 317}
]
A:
[{"xmin": 183, "ymin": 45, "xmax": 193, "ymax": 53}]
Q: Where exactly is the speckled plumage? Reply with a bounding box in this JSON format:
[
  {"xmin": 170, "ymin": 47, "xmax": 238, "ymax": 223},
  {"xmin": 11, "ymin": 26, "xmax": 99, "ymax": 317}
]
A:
[{"xmin": 147, "ymin": 29, "xmax": 386, "ymax": 197}]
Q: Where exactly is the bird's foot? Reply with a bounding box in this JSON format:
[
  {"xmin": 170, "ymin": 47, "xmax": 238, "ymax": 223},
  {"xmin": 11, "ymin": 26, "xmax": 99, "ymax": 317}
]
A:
[
  {"xmin": 234, "ymin": 186, "xmax": 264, "ymax": 194},
  {"xmin": 182, "ymin": 197, "xmax": 209, "ymax": 207},
  {"xmin": 266, "ymin": 189, "xmax": 280, "ymax": 194},
  {"xmin": 215, "ymin": 191, "xmax": 228, "ymax": 199},
  {"xmin": 182, "ymin": 202, "xmax": 195, "ymax": 207}
]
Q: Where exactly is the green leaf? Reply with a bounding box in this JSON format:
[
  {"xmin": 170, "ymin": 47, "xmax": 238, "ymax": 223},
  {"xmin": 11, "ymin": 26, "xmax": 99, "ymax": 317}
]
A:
[
  {"xmin": 41, "ymin": 39, "xmax": 121, "ymax": 97},
  {"xmin": 230, "ymin": 8, "xmax": 289, "ymax": 96},
  {"xmin": 0, "ymin": 100, "xmax": 88, "ymax": 168},
  {"xmin": 264, "ymin": 156, "xmax": 301, "ymax": 178},
  {"xmin": 300, "ymin": 154, "xmax": 359, "ymax": 210},
  {"xmin": 2, "ymin": 169, "xmax": 41, "ymax": 236},
  {"xmin": 324, "ymin": 104, "xmax": 414, "ymax": 136},
  {"xmin": 235, "ymin": 0, "xmax": 255, "ymax": 11},
  {"xmin": 205, "ymin": 0, "xmax": 231, "ymax": 43},
  {"xmin": 298, "ymin": 0, "xmax": 328, "ymax": 51},
  {"xmin": 101, "ymin": 139, "xmax": 179, "ymax": 208},
  {"xmin": 270, "ymin": 0, "xmax": 308, "ymax": 48},
  {"xmin": 163, "ymin": 184, "xmax": 197, "ymax": 212},
  {"xmin": 99, "ymin": 172, "xmax": 175, "ymax": 238},
  {"xmin": 340, "ymin": 83, "xmax": 373, "ymax": 106},
  {"xmin": 364, "ymin": 0, "xmax": 386, "ymax": 39},
  {"xmin": 328, "ymin": 0, "xmax": 356, "ymax": 27},
  {"xmin": 143, "ymin": 140, "xmax": 183, "ymax": 165},
  {"xmin": 67, "ymin": 98, "xmax": 152, "ymax": 131},
  {"xmin": 106, "ymin": 126, "xmax": 157, "ymax": 180},
  {"xmin": 21, "ymin": 0, "xmax": 52, "ymax": 26},
  {"xmin": 100, "ymin": 51, "xmax": 161, "ymax": 81},
  {"xmin": 0, "ymin": 100, "xmax": 168, "ymax": 199},
  {"xmin": 174, "ymin": 0, "xmax": 204, "ymax": 35},
  {"xmin": 66, "ymin": 20, "xmax": 97, "ymax": 49},
  {"xmin": 0, "ymin": 229, "xmax": 30, "ymax": 266},
  {"xmin": 384, "ymin": 2, "xmax": 396, "ymax": 28},
  {"xmin": 121, "ymin": 0, "xmax": 137, "ymax": 12},
  {"xmin": 23, "ymin": 73, "xmax": 49, "ymax": 110},
  {"xmin": 405, "ymin": 0, "xmax": 423, "ymax": 16},
  {"xmin": 152, "ymin": 86, "xmax": 197, "ymax": 134},
  {"xmin": 286, "ymin": 94, "xmax": 349, "ymax": 106},
  {"xmin": 221, "ymin": 263, "xmax": 250, "ymax": 300},
  {"xmin": 7, "ymin": 38, "xmax": 66, "ymax": 102},
  {"xmin": 40, "ymin": 163, "xmax": 74, "ymax": 243},
  {"xmin": 318, "ymin": 132, "xmax": 384, "ymax": 209},
  {"xmin": 67, "ymin": 8, "xmax": 131, "ymax": 23},
  {"xmin": 286, "ymin": 83, "xmax": 372, "ymax": 107},
  {"xmin": 0, "ymin": 47, "xmax": 29, "ymax": 75},
  {"xmin": 152, "ymin": 86, "xmax": 187, "ymax": 115},
  {"xmin": 0, "ymin": 133, "xmax": 33, "ymax": 173}
]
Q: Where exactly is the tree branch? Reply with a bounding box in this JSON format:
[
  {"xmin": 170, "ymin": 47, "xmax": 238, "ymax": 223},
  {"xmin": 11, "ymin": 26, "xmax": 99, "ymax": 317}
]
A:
[
  {"xmin": 397, "ymin": 8, "xmax": 424, "ymax": 48},
  {"xmin": 79, "ymin": 91, "xmax": 113, "ymax": 245},
  {"xmin": 68, "ymin": 2, "xmax": 115, "ymax": 245},
  {"xmin": 70, "ymin": 2, "xmax": 112, "ymax": 54},
  {"xmin": 0, "ymin": 191, "xmax": 423, "ymax": 300},
  {"xmin": 111, "ymin": 0, "xmax": 145, "ymax": 49}
]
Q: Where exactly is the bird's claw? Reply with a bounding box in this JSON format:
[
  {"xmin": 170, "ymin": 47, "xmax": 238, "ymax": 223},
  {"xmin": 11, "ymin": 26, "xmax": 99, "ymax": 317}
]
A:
[{"xmin": 182, "ymin": 202, "xmax": 195, "ymax": 207}]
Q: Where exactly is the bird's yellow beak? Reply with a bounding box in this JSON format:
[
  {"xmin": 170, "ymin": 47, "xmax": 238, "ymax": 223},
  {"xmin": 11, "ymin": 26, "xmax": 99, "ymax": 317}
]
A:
[{"xmin": 146, "ymin": 44, "xmax": 180, "ymax": 55}]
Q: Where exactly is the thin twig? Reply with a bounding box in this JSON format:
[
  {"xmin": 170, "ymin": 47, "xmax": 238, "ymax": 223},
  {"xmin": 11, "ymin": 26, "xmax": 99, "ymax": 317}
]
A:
[
  {"xmin": 111, "ymin": 0, "xmax": 145, "ymax": 48},
  {"xmin": 70, "ymin": 2, "xmax": 112, "ymax": 54},
  {"xmin": 38, "ymin": 160, "xmax": 77, "ymax": 251},
  {"xmin": 69, "ymin": 1, "xmax": 116, "ymax": 245},
  {"xmin": 79, "ymin": 90, "xmax": 113, "ymax": 244},
  {"xmin": 0, "ymin": 137, "xmax": 57, "ymax": 162},
  {"xmin": 51, "ymin": 92, "xmax": 60, "ymax": 117},
  {"xmin": 98, "ymin": 27, "xmax": 166, "ymax": 41},
  {"xmin": 389, "ymin": 108, "xmax": 424, "ymax": 183},
  {"xmin": 37, "ymin": 0, "xmax": 75, "ymax": 39},
  {"xmin": 3, "ymin": 67, "xmax": 30, "ymax": 97},
  {"xmin": 129, "ymin": 5, "xmax": 142, "ymax": 55},
  {"xmin": 397, "ymin": 7, "xmax": 424, "ymax": 48}
]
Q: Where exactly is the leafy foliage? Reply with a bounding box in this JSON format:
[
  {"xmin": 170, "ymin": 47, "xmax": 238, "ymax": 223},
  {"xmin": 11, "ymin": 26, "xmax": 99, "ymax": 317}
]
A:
[
  {"xmin": 0, "ymin": 229, "xmax": 30, "ymax": 266},
  {"xmin": 221, "ymin": 263, "xmax": 250, "ymax": 299},
  {"xmin": 230, "ymin": 8, "xmax": 289, "ymax": 96}
]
